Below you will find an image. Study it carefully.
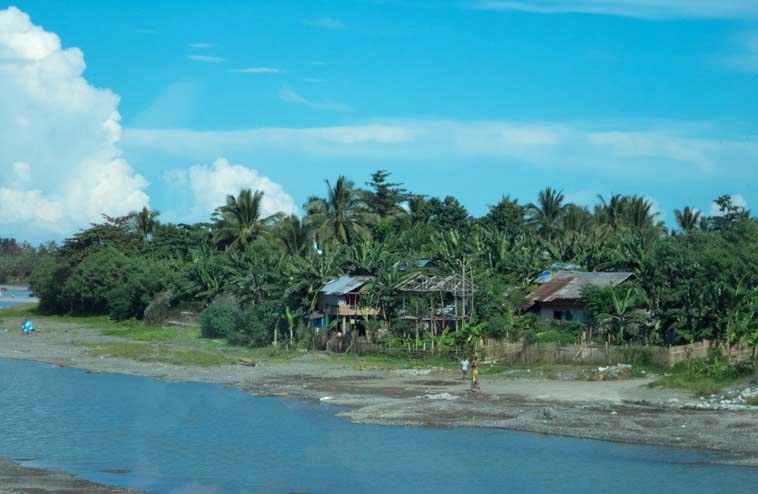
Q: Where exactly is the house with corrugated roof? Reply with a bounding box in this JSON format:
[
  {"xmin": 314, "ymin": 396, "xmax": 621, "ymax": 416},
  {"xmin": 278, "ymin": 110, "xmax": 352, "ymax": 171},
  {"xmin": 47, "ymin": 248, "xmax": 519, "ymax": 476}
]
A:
[
  {"xmin": 525, "ymin": 271, "xmax": 635, "ymax": 323},
  {"xmin": 309, "ymin": 275, "xmax": 380, "ymax": 334}
]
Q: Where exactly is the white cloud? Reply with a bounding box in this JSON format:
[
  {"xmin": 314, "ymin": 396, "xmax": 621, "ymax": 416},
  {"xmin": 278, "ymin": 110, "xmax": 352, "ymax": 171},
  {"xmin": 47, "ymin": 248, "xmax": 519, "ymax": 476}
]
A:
[
  {"xmin": 722, "ymin": 33, "xmax": 758, "ymax": 73},
  {"xmin": 165, "ymin": 158, "xmax": 297, "ymax": 221},
  {"xmin": 304, "ymin": 17, "xmax": 344, "ymax": 29},
  {"xmin": 645, "ymin": 196, "xmax": 663, "ymax": 219},
  {"xmin": 232, "ymin": 67, "xmax": 281, "ymax": 74},
  {"xmin": 710, "ymin": 194, "xmax": 748, "ymax": 216},
  {"xmin": 188, "ymin": 43, "xmax": 214, "ymax": 49},
  {"xmin": 0, "ymin": 7, "xmax": 149, "ymax": 239},
  {"xmin": 186, "ymin": 54, "xmax": 224, "ymax": 63},
  {"xmin": 278, "ymin": 87, "xmax": 351, "ymax": 112},
  {"xmin": 124, "ymin": 119, "xmax": 758, "ymax": 177},
  {"xmin": 470, "ymin": 0, "xmax": 758, "ymax": 19}
]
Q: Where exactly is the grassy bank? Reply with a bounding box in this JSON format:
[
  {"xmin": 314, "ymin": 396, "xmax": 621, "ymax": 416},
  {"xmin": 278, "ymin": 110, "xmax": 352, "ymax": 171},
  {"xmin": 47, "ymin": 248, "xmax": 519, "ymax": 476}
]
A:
[{"xmin": 2, "ymin": 305, "xmax": 753, "ymax": 395}]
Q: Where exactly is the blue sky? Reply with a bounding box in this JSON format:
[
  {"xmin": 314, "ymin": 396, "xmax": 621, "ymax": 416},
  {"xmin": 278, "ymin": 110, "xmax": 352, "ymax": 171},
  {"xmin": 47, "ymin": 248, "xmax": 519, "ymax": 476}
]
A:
[{"xmin": 1, "ymin": 1, "xmax": 757, "ymax": 241}]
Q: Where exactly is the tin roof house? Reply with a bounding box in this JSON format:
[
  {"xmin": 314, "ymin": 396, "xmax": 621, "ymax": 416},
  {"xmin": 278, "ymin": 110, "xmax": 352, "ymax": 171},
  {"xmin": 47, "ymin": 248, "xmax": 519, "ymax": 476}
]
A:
[
  {"xmin": 525, "ymin": 271, "xmax": 635, "ymax": 323},
  {"xmin": 309, "ymin": 275, "xmax": 380, "ymax": 334}
]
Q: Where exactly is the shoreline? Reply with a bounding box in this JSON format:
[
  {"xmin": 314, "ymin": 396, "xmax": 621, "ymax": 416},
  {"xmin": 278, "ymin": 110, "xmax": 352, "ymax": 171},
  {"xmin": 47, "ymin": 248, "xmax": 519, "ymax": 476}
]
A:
[
  {"xmin": 0, "ymin": 458, "xmax": 137, "ymax": 494},
  {"xmin": 0, "ymin": 313, "xmax": 757, "ymax": 473}
]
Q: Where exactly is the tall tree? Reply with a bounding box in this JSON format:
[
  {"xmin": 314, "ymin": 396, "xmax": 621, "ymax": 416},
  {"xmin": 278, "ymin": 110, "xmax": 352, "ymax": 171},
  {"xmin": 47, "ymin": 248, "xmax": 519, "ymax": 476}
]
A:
[
  {"xmin": 710, "ymin": 194, "xmax": 750, "ymax": 231},
  {"xmin": 305, "ymin": 176, "xmax": 376, "ymax": 245},
  {"xmin": 212, "ymin": 189, "xmax": 279, "ymax": 251},
  {"xmin": 562, "ymin": 204, "xmax": 593, "ymax": 235},
  {"xmin": 625, "ymin": 195, "xmax": 658, "ymax": 230},
  {"xmin": 275, "ymin": 215, "xmax": 311, "ymax": 257},
  {"xmin": 594, "ymin": 194, "xmax": 627, "ymax": 229},
  {"xmin": 363, "ymin": 170, "xmax": 408, "ymax": 218},
  {"xmin": 674, "ymin": 206, "xmax": 701, "ymax": 233},
  {"xmin": 481, "ymin": 195, "xmax": 527, "ymax": 236},
  {"xmin": 528, "ymin": 187, "xmax": 565, "ymax": 240},
  {"xmin": 428, "ymin": 196, "xmax": 469, "ymax": 231},
  {"xmin": 130, "ymin": 207, "xmax": 160, "ymax": 241}
]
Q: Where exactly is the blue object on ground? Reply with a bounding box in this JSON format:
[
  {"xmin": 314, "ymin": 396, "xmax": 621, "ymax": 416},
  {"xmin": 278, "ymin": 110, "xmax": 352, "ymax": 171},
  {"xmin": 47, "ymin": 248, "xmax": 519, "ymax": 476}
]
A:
[{"xmin": 22, "ymin": 320, "xmax": 35, "ymax": 334}]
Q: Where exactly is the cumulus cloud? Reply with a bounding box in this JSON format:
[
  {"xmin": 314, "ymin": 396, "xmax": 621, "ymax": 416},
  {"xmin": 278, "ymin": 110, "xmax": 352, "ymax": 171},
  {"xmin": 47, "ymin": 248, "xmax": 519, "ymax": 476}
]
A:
[
  {"xmin": 164, "ymin": 158, "xmax": 297, "ymax": 221},
  {"xmin": 470, "ymin": 0, "xmax": 758, "ymax": 19},
  {"xmin": 0, "ymin": 6, "xmax": 149, "ymax": 239}
]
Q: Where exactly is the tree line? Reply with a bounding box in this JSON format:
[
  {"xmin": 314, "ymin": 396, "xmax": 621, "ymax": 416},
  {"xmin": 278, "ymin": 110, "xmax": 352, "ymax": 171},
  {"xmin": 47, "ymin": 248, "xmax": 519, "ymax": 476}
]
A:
[{"xmin": 23, "ymin": 171, "xmax": 758, "ymax": 353}]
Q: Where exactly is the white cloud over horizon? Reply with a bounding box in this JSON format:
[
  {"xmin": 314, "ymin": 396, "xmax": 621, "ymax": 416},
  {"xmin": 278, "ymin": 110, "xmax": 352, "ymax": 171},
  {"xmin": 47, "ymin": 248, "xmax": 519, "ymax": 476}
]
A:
[
  {"xmin": 123, "ymin": 119, "xmax": 758, "ymax": 178},
  {"xmin": 471, "ymin": 0, "xmax": 758, "ymax": 19},
  {"xmin": 278, "ymin": 87, "xmax": 351, "ymax": 112},
  {"xmin": 163, "ymin": 158, "xmax": 297, "ymax": 222},
  {"xmin": 186, "ymin": 54, "xmax": 224, "ymax": 63},
  {"xmin": 0, "ymin": 6, "xmax": 149, "ymax": 239}
]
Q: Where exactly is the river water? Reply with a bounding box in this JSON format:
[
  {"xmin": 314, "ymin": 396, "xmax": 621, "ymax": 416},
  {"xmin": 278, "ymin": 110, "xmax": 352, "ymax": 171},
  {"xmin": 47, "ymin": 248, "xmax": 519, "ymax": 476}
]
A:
[
  {"xmin": 0, "ymin": 359, "xmax": 755, "ymax": 493},
  {"xmin": 0, "ymin": 289, "xmax": 34, "ymax": 309}
]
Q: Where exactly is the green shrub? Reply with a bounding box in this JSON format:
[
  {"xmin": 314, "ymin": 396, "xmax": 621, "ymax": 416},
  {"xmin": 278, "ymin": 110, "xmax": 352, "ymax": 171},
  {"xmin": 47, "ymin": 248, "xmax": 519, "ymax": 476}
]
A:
[
  {"xmin": 200, "ymin": 299, "xmax": 241, "ymax": 339},
  {"xmin": 229, "ymin": 303, "xmax": 277, "ymax": 347}
]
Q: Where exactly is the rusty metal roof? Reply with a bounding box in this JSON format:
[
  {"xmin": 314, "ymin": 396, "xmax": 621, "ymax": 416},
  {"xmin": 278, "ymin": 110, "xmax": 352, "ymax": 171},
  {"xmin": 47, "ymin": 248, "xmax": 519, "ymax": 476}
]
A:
[{"xmin": 527, "ymin": 271, "xmax": 634, "ymax": 304}]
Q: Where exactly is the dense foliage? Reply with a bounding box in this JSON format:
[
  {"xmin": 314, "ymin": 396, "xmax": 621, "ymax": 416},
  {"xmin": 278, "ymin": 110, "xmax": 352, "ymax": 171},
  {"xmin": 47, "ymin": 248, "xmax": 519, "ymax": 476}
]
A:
[{"xmin": 20, "ymin": 172, "xmax": 758, "ymax": 354}]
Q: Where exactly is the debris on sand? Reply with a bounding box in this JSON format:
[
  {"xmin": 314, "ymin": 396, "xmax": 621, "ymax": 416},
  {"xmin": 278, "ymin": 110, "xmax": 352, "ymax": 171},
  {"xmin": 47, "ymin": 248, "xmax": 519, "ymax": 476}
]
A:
[
  {"xmin": 591, "ymin": 364, "xmax": 633, "ymax": 381},
  {"xmin": 424, "ymin": 392, "xmax": 458, "ymax": 401}
]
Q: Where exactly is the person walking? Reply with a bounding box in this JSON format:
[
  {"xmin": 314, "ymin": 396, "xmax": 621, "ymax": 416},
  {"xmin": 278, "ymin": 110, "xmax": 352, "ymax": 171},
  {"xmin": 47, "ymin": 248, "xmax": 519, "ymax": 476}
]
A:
[
  {"xmin": 460, "ymin": 357, "xmax": 470, "ymax": 381},
  {"xmin": 470, "ymin": 355, "xmax": 480, "ymax": 392}
]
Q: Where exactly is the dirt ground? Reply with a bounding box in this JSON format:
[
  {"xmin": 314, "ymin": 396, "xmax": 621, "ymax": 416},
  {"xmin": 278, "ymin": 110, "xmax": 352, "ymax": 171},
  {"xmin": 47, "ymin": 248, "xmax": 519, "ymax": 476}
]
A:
[{"xmin": 0, "ymin": 314, "xmax": 757, "ymax": 492}]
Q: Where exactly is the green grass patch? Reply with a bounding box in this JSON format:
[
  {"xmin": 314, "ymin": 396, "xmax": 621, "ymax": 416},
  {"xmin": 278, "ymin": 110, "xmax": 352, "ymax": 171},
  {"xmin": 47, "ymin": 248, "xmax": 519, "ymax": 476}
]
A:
[
  {"xmin": 86, "ymin": 342, "xmax": 228, "ymax": 367},
  {"xmin": 0, "ymin": 303, "xmax": 39, "ymax": 320},
  {"xmin": 648, "ymin": 373, "xmax": 740, "ymax": 396}
]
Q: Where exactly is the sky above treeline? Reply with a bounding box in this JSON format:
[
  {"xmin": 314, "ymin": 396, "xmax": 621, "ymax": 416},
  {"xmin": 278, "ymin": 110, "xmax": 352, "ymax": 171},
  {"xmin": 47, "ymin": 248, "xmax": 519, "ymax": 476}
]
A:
[{"xmin": 1, "ymin": 0, "xmax": 757, "ymax": 243}]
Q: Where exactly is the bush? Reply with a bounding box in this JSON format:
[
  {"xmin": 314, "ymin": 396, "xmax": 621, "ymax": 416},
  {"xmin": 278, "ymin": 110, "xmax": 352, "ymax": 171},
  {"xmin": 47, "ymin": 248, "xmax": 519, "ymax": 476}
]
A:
[
  {"xmin": 229, "ymin": 303, "xmax": 278, "ymax": 347},
  {"xmin": 200, "ymin": 299, "xmax": 241, "ymax": 339}
]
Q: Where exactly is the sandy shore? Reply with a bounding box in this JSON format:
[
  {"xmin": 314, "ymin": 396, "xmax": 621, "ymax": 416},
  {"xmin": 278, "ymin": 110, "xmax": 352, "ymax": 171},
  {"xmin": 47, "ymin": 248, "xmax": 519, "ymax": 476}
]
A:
[
  {"xmin": 0, "ymin": 312, "xmax": 757, "ymax": 488},
  {"xmin": 0, "ymin": 459, "xmax": 137, "ymax": 494}
]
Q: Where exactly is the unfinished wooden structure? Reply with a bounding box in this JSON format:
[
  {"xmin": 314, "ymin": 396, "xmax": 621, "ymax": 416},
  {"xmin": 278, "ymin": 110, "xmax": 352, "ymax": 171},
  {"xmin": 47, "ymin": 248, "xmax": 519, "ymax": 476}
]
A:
[{"xmin": 396, "ymin": 270, "xmax": 476, "ymax": 337}]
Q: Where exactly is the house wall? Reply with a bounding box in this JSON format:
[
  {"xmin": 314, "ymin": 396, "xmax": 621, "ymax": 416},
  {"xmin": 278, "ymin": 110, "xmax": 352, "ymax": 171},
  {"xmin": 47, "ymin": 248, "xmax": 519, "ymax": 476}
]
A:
[{"xmin": 537, "ymin": 305, "xmax": 591, "ymax": 323}]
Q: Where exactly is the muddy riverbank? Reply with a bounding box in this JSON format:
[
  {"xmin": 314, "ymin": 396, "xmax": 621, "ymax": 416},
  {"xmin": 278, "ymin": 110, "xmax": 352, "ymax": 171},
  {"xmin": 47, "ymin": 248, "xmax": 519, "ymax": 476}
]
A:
[
  {"xmin": 0, "ymin": 459, "xmax": 137, "ymax": 494},
  {"xmin": 1, "ymin": 314, "xmax": 757, "ymax": 469}
]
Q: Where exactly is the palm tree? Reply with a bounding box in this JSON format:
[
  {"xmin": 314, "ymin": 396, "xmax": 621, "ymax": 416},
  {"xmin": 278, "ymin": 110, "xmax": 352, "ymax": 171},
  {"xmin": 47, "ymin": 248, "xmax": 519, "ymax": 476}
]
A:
[
  {"xmin": 562, "ymin": 204, "xmax": 592, "ymax": 235},
  {"xmin": 130, "ymin": 206, "xmax": 159, "ymax": 241},
  {"xmin": 527, "ymin": 187, "xmax": 565, "ymax": 240},
  {"xmin": 625, "ymin": 195, "xmax": 658, "ymax": 230},
  {"xmin": 212, "ymin": 189, "xmax": 280, "ymax": 251},
  {"xmin": 594, "ymin": 194, "xmax": 627, "ymax": 229},
  {"xmin": 305, "ymin": 176, "xmax": 376, "ymax": 245},
  {"xmin": 276, "ymin": 215, "xmax": 310, "ymax": 257},
  {"xmin": 673, "ymin": 206, "xmax": 701, "ymax": 233}
]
